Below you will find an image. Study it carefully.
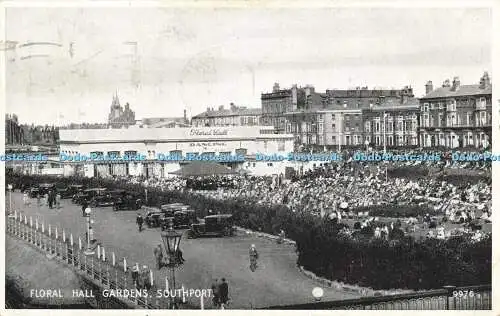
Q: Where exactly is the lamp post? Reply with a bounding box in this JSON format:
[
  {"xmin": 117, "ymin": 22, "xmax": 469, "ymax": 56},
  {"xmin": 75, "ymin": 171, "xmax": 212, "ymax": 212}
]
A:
[
  {"xmin": 160, "ymin": 220, "xmax": 184, "ymax": 309},
  {"xmin": 84, "ymin": 207, "xmax": 94, "ymax": 255},
  {"xmin": 7, "ymin": 184, "xmax": 13, "ymax": 214}
]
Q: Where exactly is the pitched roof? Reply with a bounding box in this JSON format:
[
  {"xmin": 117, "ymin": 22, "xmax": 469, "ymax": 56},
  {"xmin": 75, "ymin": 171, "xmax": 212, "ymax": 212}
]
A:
[
  {"xmin": 193, "ymin": 107, "xmax": 261, "ymax": 118},
  {"xmin": 422, "ymin": 84, "xmax": 491, "ymax": 99}
]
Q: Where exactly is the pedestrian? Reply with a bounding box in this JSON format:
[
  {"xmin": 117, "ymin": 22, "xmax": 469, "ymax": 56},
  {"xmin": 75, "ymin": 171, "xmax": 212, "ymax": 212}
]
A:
[
  {"xmin": 131, "ymin": 264, "xmax": 140, "ymax": 288},
  {"xmin": 176, "ymin": 247, "xmax": 185, "ymax": 263},
  {"xmin": 56, "ymin": 192, "xmax": 61, "ymax": 208},
  {"xmin": 82, "ymin": 201, "xmax": 89, "ymax": 217},
  {"xmin": 211, "ymin": 278, "xmax": 220, "ymax": 308},
  {"xmin": 136, "ymin": 213, "xmax": 144, "ymax": 232},
  {"xmin": 153, "ymin": 244, "xmax": 163, "ymax": 269},
  {"xmin": 141, "ymin": 265, "xmax": 151, "ymax": 290},
  {"xmin": 219, "ymin": 278, "xmax": 229, "ymax": 307},
  {"xmin": 23, "ymin": 192, "xmax": 29, "ymax": 205}
]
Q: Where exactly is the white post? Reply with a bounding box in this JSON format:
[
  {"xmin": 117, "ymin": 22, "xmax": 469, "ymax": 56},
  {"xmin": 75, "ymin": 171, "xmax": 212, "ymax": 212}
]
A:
[
  {"xmin": 42, "ymin": 222, "xmax": 45, "ymax": 233},
  {"xmin": 48, "ymin": 224, "xmax": 51, "ymax": 237},
  {"xmin": 14, "ymin": 210, "xmax": 17, "ymax": 220},
  {"xmin": 79, "ymin": 236, "xmax": 82, "ymax": 250},
  {"xmin": 30, "ymin": 216, "xmax": 33, "ymax": 227},
  {"xmin": 165, "ymin": 276, "xmax": 169, "ymax": 292},
  {"xmin": 35, "ymin": 218, "xmax": 39, "ymax": 230},
  {"xmin": 55, "ymin": 227, "xmax": 58, "ymax": 240},
  {"xmin": 102, "ymin": 247, "xmax": 106, "ymax": 262},
  {"xmin": 150, "ymin": 270, "xmax": 154, "ymax": 286},
  {"xmin": 112, "ymin": 252, "xmax": 116, "ymax": 266},
  {"xmin": 24, "ymin": 215, "xmax": 28, "ymax": 225},
  {"xmin": 63, "ymin": 230, "xmax": 66, "ymax": 243},
  {"xmin": 200, "ymin": 294, "xmax": 204, "ymax": 310},
  {"xmin": 123, "ymin": 258, "xmax": 127, "ymax": 272},
  {"xmin": 182, "ymin": 285, "xmax": 186, "ymax": 303},
  {"xmin": 70, "ymin": 233, "xmax": 74, "ymax": 246},
  {"xmin": 97, "ymin": 245, "xmax": 101, "ymax": 259}
]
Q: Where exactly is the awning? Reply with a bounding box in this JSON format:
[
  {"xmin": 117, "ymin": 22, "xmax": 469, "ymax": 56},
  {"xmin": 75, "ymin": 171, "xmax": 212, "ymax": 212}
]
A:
[{"xmin": 170, "ymin": 161, "xmax": 237, "ymax": 177}]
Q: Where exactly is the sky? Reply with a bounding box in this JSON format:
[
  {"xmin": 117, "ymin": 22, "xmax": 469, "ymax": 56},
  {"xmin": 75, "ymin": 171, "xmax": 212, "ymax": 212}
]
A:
[{"xmin": 3, "ymin": 6, "xmax": 492, "ymax": 125}]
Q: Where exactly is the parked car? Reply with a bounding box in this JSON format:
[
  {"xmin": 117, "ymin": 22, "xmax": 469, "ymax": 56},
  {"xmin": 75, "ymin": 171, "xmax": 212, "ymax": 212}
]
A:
[
  {"xmin": 39, "ymin": 183, "xmax": 56, "ymax": 196},
  {"xmin": 73, "ymin": 188, "xmax": 107, "ymax": 205},
  {"xmin": 28, "ymin": 187, "xmax": 40, "ymax": 198},
  {"xmin": 113, "ymin": 192, "xmax": 142, "ymax": 211},
  {"xmin": 60, "ymin": 184, "xmax": 85, "ymax": 199},
  {"xmin": 161, "ymin": 210, "xmax": 197, "ymax": 230},
  {"xmin": 145, "ymin": 210, "xmax": 169, "ymax": 228},
  {"xmin": 188, "ymin": 214, "xmax": 235, "ymax": 238}
]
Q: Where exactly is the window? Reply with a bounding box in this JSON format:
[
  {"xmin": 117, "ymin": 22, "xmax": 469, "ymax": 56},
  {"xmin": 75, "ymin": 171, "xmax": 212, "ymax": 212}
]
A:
[
  {"xmin": 423, "ymin": 103, "xmax": 429, "ymax": 112},
  {"xmin": 375, "ymin": 122, "xmax": 380, "ymax": 133},
  {"xmin": 438, "ymin": 102, "xmax": 443, "ymax": 110},
  {"xmin": 430, "ymin": 103, "xmax": 435, "ymax": 110},
  {"xmin": 365, "ymin": 121, "xmax": 371, "ymax": 132},
  {"xmin": 332, "ymin": 124, "xmax": 336, "ymax": 130},
  {"xmin": 332, "ymin": 136, "xmax": 336, "ymax": 142}
]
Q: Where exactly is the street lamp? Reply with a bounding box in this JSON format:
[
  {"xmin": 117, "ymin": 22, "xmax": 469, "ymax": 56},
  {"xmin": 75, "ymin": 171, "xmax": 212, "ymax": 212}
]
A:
[
  {"xmin": 83, "ymin": 207, "xmax": 95, "ymax": 255},
  {"xmin": 161, "ymin": 220, "xmax": 184, "ymax": 309}
]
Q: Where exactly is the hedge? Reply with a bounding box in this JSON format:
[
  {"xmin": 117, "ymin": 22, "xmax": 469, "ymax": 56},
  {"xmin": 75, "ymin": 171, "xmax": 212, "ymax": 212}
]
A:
[{"xmin": 6, "ymin": 172, "xmax": 491, "ymax": 290}]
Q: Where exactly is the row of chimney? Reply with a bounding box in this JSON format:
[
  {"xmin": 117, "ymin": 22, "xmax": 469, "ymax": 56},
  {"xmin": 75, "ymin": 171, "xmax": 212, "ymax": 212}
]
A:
[
  {"xmin": 206, "ymin": 102, "xmax": 238, "ymax": 112},
  {"xmin": 425, "ymin": 72, "xmax": 491, "ymax": 95}
]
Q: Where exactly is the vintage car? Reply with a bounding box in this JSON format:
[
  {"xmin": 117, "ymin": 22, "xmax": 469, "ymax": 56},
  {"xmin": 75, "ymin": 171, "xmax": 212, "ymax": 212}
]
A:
[
  {"xmin": 145, "ymin": 210, "xmax": 170, "ymax": 228},
  {"xmin": 113, "ymin": 192, "xmax": 142, "ymax": 211},
  {"xmin": 59, "ymin": 184, "xmax": 85, "ymax": 199},
  {"xmin": 161, "ymin": 210, "xmax": 197, "ymax": 230},
  {"xmin": 188, "ymin": 214, "xmax": 235, "ymax": 238},
  {"xmin": 73, "ymin": 188, "xmax": 107, "ymax": 205},
  {"xmin": 28, "ymin": 186, "xmax": 40, "ymax": 198},
  {"xmin": 38, "ymin": 183, "xmax": 56, "ymax": 196}
]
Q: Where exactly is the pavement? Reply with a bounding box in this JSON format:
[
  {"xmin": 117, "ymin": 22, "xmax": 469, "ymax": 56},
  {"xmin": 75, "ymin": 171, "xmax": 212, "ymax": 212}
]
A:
[{"xmin": 6, "ymin": 192, "xmax": 360, "ymax": 309}]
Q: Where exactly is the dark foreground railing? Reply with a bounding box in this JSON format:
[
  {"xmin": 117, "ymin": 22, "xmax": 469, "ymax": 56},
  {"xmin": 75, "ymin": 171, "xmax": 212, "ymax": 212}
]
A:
[{"xmin": 266, "ymin": 284, "xmax": 491, "ymax": 310}]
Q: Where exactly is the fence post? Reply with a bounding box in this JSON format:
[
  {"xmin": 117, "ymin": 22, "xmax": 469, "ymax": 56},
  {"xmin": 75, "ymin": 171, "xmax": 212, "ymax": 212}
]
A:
[
  {"xmin": 443, "ymin": 285, "xmax": 456, "ymax": 310},
  {"xmin": 70, "ymin": 233, "xmax": 74, "ymax": 265},
  {"xmin": 102, "ymin": 247, "xmax": 106, "ymax": 262},
  {"xmin": 63, "ymin": 230, "xmax": 66, "ymax": 243},
  {"xmin": 79, "ymin": 236, "xmax": 82, "ymax": 251},
  {"xmin": 97, "ymin": 245, "xmax": 101, "ymax": 260},
  {"xmin": 112, "ymin": 252, "xmax": 116, "ymax": 267}
]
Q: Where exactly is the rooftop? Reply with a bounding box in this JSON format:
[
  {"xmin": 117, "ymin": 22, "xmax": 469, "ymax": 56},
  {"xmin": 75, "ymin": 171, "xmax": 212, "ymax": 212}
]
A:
[
  {"xmin": 193, "ymin": 106, "xmax": 261, "ymax": 118},
  {"xmin": 422, "ymin": 84, "xmax": 492, "ymax": 99}
]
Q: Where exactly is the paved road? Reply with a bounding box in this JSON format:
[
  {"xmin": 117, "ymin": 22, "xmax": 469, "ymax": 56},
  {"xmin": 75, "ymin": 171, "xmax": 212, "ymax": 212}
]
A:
[{"xmin": 6, "ymin": 192, "xmax": 360, "ymax": 309}]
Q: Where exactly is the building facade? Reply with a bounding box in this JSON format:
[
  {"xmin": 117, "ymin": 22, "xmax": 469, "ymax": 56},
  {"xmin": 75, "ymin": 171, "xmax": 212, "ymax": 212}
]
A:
[
  {"xmin": 58, "ymin": 126, "xmax": 295, "ymax": 177},
  {"xmin": 419, "ymin": 73, "xmax": 492, "ymax": 148},
  {"xmin": 261, "ymin": 83, "xmax": 324, "ymax": 133},
  {"xmin": 363, "ymin": 99, "xmax": 420, "ymax": 148},
  {"xmin": 192, "ymin": 103, "xmax": 261, "ymax": 127},
  {"xmin": 108, "ymin": 92, "xmax": 136, "ymax": 128},
  {"xmin": 5, "ymin": 114, "xmax": 24, "ymax": 145}
]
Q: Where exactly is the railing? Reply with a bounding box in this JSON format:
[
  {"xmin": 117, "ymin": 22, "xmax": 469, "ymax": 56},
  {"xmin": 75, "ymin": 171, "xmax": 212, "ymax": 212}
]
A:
[
  {"xmin": 5, "ymin": 212, "xmax": 194, "ymax": 310},
  {"xmin": 266, "ymin": 284, "xmax": 491, "ymax": 310}
]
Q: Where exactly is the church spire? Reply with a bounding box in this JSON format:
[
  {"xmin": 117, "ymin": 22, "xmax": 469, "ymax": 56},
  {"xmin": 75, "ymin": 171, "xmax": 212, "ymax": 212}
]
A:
[{"xmin": 111, "ymin": 89, "xmax": 121, "ymax": 108}]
